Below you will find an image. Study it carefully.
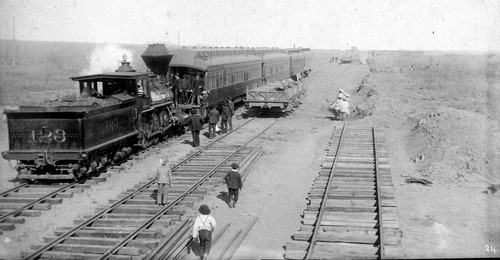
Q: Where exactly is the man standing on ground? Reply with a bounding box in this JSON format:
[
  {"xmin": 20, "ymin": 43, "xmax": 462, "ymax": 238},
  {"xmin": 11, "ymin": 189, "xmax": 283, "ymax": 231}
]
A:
[
  {"xmin": 187, "ymin": 109, "xmax": 205, "ymax": 147},
  {"xmin": 156, "ymin": 157, "xmax": 172, "ymax": 206},
  {"xmin": 220, "ymin": 101, "xmax": 231, "ymax": 133},
  {"xmin": 223, "ymin": 163, "xmax": 242, "ymax": 208},
  {"xmin": 192, "ymin": 204, "xmax": 216, "ymax": 260},
  {"xmin": 227, "ymin": 97, "xmax": 235, "ymax": 131},
  {"xmin": 207, "ymin": 106, "xmax": 219, "ymax": 139}
]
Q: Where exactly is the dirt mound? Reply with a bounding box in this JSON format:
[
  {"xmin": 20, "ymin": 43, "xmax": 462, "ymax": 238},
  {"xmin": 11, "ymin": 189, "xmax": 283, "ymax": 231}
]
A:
[
  {"xmin": 350, "ymin": 75, "xmax": 377, "ymax": 119},
  {"xmin": 407, "ymin": 106, "xmax": 491, "ymax": 185},
  {"xmin": 363, "ymin": 52, "xmax": 500, "ymax": 188}
]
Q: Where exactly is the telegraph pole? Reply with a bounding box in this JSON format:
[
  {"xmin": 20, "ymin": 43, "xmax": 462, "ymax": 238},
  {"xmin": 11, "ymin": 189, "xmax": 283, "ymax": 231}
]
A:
[
  {"xmin": 177, "ymin": 29, "xmax": 180, "ymax": 46},
  {"xmin": 12, "ymin": 15, "xmax": 16, "ymax": 67}
]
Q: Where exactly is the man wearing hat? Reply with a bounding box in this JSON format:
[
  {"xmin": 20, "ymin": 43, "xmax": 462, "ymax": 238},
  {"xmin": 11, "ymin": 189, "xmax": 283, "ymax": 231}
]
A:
[
  {"xmin": 330, "ymin": 89, "xmax": 350, "ymax": 120},
  {"xmin": 191, "ymin": 72, "xmax": 204, "ymax": 105},
  {"xmin": 192, "ymin": 204, "xmax": 216, "ymax": 260},
  {"xmin": 156, "ymin": 157, "xmax": 172, "ymax": 206},
  {"xmin": 226, "ymin": 96, "xmax": 235, "ymax": 132},
  {"xmin": 172, "ymin": 73, "xmax": 180, "ymax": 106},
  {"xmin": 198, "ymin": 90, "xmax": 210, "ymax": 118},
  {"xmin": 223, "ymin": 163, "xmax": 242, "ymax": 208},
  {"xmin": 207, "ymin": 106, "xmax": 220, "ymax": 139},
  {"xmin": 186, "ymin": 109, "xmax": 205, "ymax": 147}
]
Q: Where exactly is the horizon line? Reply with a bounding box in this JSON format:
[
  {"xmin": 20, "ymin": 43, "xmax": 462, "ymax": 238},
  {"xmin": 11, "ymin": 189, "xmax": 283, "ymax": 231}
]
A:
[{"xmin": 0, "ymin": 38, "xmax": 498, "ymax": 54}]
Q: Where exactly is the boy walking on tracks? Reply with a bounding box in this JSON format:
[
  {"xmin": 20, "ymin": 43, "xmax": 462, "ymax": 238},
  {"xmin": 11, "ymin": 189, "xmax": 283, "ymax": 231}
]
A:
[
  {"xmin": 193, "ymin": 204, "xmax": 216, "ymax": 260},
  {"xmin": 156, "ymin": 157, "xmax": 172, "ymax": 206},
  {"xmin": 223, "ymin": 163, "xmax": 242, "ymax": 208}
]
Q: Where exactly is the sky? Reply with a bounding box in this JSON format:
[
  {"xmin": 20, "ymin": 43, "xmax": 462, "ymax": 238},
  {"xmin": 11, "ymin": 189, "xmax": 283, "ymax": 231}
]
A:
[{"xmin": 0, "ymin": 0, "xmax": 499, "ymax": 51}]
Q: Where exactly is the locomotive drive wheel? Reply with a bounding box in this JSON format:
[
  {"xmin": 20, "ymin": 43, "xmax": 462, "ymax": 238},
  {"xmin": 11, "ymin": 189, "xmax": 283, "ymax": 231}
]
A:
[
  {"xmin": 89, "ymin": 154, "xmax": 98, "ymax": 171},
  {"xmin": 159, "ymin": 110, "xmax": 169, "ymax": 127},
  {"xmin": 139, "ymin": 117, "xmax": 152, "ymax": 149},
  {"xmin": 151, "ymin": 113, "xmax": 160, "ymax": 132}
]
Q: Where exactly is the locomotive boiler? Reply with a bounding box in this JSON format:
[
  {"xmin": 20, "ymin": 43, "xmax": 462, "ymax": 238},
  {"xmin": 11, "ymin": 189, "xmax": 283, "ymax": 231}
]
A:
[{"xmin": 2, "ymin": 44, "xmax": 187, "ymax": 181}]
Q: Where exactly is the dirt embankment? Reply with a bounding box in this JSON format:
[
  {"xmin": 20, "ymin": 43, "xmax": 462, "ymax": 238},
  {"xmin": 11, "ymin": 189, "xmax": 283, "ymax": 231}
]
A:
[{"xmin": 348, "ymin": 51, "xmax": 500, "ymax": 258}]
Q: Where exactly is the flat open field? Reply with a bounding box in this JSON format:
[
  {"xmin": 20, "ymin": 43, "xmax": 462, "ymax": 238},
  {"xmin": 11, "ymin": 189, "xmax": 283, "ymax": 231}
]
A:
[{"xmin": 1, "ymin": 41, "xmax": 499, "ymax": 258}]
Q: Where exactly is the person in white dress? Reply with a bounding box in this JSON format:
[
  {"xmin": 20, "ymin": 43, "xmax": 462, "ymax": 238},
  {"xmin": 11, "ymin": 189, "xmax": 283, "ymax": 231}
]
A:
[{"xmin": 330, "ymin": 89, "xmax": 351, "ymax": 120}]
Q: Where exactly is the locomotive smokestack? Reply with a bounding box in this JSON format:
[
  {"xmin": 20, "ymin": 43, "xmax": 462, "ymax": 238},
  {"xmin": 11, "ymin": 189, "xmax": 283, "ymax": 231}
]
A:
[
  {"xmin": 141, "ymin": 44, "xmax": 173, "ymax": 81},
  {"xmin": 116, "ymin": 54, "xmax": 137, "ymax": 72}
]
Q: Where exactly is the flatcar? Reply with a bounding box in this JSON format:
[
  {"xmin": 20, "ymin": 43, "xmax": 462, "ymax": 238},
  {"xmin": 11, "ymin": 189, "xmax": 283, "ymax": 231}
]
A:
[
  {"xmin": 2, "ymin": 44, "xmax": 310, "ymax": 181},
  {"xmin": 244, "ymin": 78, "xmax": 307, "ymax": 113}
]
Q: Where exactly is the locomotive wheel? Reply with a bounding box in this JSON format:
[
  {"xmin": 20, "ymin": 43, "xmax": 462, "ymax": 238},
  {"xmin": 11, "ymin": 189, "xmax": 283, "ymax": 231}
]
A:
[
  {"xmin": 139, "ymin": 137, "xmax": 149, "ymax": 149},
  {"xmin": 163, "ymin": 128, "xmax": 172, "ymax": 138},
  {"xmin": 159, "ymin": 110, "xmax": 169, "ymax": 127},
  {"xmin": 151, "ymin": 113, "xmax": 160, "ymax": 131},
  {"xmin": 90, "ymin": 155, "xmax": 98, "ymax": 171},
  {"xmin": 142, "ymin": 117, "xmax": 151, "ymax": 138},
  {"xmin": 139, "ymin": 116, "xmax": 152, "ymax": 148}
]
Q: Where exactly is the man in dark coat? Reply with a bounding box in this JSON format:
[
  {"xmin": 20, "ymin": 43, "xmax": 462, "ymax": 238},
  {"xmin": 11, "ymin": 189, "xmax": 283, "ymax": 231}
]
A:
[
  {"xmin": 187, "ymin": 109, "xmax": 205, "ymax": 147},
  {"xmin": 223, "ymin": 163, "xmax": 242, "ymax": 208},
  {"xmin": 220, "ymin": 101, "xmax": 231, "ymax": 133},
  {"xmin": 191, "ymin": 73, "xmax": 204, "ymax": 105},
  {"xmin": 207, "ymin": 106, "xmax": 219, "ymax": 139},
  {"xmin": 172, "ymin": 73, "xmax": 180, "ymax": 106},
  {"xmin": 179, "ymin": 74, "xmax": 189, "ymax": 104},
  {"xmin": 227, "ymin": 97, "xmax": 235, "ymax": 131}
]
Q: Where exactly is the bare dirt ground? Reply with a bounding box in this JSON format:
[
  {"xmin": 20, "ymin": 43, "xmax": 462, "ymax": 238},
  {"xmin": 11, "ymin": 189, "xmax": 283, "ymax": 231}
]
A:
[{"xmin": 1, "ymin": 49, "xmax": 500, "ymax": 259}]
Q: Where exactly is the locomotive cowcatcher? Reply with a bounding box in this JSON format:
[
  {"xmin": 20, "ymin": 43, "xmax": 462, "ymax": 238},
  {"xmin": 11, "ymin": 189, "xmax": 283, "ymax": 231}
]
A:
[{"xmin": 2, "ymin": 44, "xmax": 187, "ymax": 181}]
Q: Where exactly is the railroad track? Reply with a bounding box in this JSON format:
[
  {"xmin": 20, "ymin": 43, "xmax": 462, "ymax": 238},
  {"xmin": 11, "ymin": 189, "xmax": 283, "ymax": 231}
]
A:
[
  {"xmin": 0, "ymin": 132, "xmax": 191, "ymax": 235},
  {"xmin": 285, "ymin": 123, "xmax": 402, "ymax": 259},
  {"xmin": 0, "ymin": 181, "xmax": 94, "ymax": 235},
  {"xmin": 22, "ymin": 118, "xmax": 278, "ymax": 260}
]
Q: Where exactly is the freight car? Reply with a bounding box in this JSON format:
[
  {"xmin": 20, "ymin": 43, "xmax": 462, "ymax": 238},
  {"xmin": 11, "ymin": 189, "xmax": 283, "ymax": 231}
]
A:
[
  {"xmin": 2, "ymin": 44, "xmax": 310, "ymax": 181},
  {"xmin": 244, "ymin": 77, "xmax": 308, "ymax": 113}
]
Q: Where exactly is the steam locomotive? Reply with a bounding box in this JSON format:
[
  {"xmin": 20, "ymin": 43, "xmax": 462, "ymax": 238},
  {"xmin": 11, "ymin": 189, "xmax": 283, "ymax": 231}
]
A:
[{"xmin": 2, "ymin": 44, "xmax": 311, "ymax": 181}]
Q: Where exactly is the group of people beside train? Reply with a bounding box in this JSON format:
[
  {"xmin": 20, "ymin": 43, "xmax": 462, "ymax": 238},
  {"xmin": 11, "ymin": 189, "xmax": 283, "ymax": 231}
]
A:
[
  {"xmin": 155, "ymin": 156, "xmax": 242, "ymax": 260},
  {"xmin": 186, "ymin": 97, "xmax": 235, "ymax": 147},
  {"xmin": 170, "ymin": 72, "xmax": 205, "ymax": 106}
]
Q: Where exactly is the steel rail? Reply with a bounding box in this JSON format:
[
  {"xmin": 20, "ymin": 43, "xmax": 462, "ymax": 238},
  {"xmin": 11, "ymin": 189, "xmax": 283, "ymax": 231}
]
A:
[
  {"xmin": 0, "ymin": 182, "xmax": 77, "ymax": 223},
  {"xmin": 172, "ymin": 223, "xmax": 231, "ymax": 260},
  {"xmin": 143, "ymin": 218, "xmax": 191, "ymax": 260},
  {"xmin": 99, "ymin": 119, "xmax": 278, "ymax": 260},
  {"xmin": 304, "ymin": 123, "xmax": 347, "ymax": 260},
  {"xmin": 168, "ymin": 118, "xmax": 255, "ymax": 169},
  {"xmin": 373, "ymin": 127, "xmax": 385, "ymax": 259},
  {"xmin": 22, "ymin": 117, "xmax": 261, "ymax": 260},
  {"xmin": 223, "ymin": 216, "xmax": 259, "ymax": 260},
  {"xmin": 0, "ymin": 183, "xmax": 30, "ymax": 197}
]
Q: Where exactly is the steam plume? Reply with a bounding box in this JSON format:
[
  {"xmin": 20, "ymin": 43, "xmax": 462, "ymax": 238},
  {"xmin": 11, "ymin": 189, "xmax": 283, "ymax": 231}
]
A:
[{"xmin": 81, "ymin": 44, "xmax": 133, "ymax": 75}]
